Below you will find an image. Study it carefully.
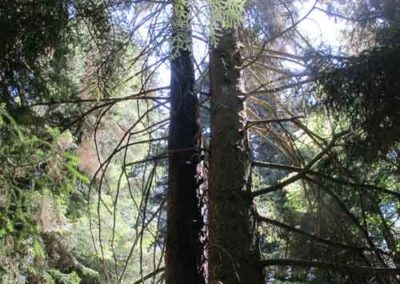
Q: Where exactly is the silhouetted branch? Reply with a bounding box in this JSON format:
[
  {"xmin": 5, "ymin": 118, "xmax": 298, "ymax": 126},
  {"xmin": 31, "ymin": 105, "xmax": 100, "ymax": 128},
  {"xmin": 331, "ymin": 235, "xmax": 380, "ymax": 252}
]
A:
[{"xmin": 262, "ymin": 259, "xmax": 400, "ymax": 275}]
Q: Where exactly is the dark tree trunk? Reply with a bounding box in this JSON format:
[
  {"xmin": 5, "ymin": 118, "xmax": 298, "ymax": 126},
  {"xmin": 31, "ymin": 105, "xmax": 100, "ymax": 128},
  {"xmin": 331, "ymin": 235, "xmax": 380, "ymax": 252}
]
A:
[
  {"xmin": 166, "ymin": 1, "xmax": 204, "ymax": 283},
  {"xmin": 208, "ymin": 27, "xmax": 265, "ymax": 284}
]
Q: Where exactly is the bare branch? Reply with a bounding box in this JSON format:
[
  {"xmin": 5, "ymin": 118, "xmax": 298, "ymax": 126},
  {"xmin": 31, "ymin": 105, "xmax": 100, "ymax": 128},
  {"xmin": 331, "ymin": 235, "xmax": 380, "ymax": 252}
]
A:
[
  {"xmin": 257, "ymin": 214, "xmax": 375, "ymax": 252},
  {"xmin": 132, "ymin": 267, "xmax": 165, "ymax": 284},
  {"xmin": 252, "ymin": 132, "xmax": 347, "ymax": 198},
  {"xmin": 262, "ymin": 259, "xmax": 400, "ymax": 275},
  {"xmin": 243, "ymin": 116, "xmax": 303, "ymax": 131}
]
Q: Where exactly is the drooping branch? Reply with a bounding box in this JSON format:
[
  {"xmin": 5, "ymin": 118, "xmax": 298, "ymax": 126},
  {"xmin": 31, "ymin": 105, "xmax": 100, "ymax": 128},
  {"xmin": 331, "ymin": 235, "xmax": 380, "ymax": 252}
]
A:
[
  {"xmin": 252, "ymin": 131, "xmax": 347, "ymax": 198},
  {"xmin": 252, "ymin": 161, "xmax": 400, "ymax": 200},
  {"xmin": 256, "ymin": 214, "xmax": 368, "ymax": 252},
  {"xmin": 305, "ymin": 175, "xmax": 388, "ymax": 267}
]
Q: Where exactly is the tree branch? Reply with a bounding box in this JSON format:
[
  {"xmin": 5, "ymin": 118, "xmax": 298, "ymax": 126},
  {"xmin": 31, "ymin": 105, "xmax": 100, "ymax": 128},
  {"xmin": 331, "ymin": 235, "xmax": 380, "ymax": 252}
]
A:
[
  {"xmin": 132, "ymin": 267, "xmax": 165, "ymax": 284},
  {"xmin": 261, "ymin": 259, "xmax": 400, "ymax": 275},
  {"xmin": 252, "ymin": 132, "xmax": 347, "ymax": 198},
  {"xmin": 243, "ymin": 116, "xmax": 303, "ymax": 131},
  {"xmin": 256, "ymin": 214, "xmax": 367, "ymax": 251}
]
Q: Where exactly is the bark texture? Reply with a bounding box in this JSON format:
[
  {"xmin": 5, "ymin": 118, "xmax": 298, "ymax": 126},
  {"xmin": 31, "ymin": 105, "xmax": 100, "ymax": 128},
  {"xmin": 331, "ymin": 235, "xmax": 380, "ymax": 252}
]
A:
[
  {"xmin": 208, "ymin": 28, "xmax": 265, "ymax": 284},
  {"xmin": 166, "ymin": 1, "xmax": 204, "ymax": 283}
]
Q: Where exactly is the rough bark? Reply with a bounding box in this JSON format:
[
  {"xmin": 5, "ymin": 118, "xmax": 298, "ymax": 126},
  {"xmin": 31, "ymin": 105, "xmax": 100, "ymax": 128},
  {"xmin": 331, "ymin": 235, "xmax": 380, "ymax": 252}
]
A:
[
  {"xmin": 165, "ymin": 1, "xmax": 204, "ymax": 283},
  {"xmin": 208, "ymin": 28, "xmax": 265, "ymax": 284}
]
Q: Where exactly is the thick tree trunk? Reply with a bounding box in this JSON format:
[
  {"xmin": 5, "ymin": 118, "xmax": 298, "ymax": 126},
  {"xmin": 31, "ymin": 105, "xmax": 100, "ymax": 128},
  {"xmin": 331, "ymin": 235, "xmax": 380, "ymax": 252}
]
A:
[
  {"xmin": 166, "ymin": 1, "xmax": 204, "ymax": 283},
  {"xmin": 208, "ymin": 28, "xmax": 265, "ymax": 284}
]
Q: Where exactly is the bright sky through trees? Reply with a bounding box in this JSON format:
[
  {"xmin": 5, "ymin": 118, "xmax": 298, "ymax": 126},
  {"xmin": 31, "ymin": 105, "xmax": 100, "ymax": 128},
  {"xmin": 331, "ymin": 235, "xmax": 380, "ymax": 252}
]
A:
[
  {"xmin": 296, "ymin": 0, "xmax": 347, "ymax": 48},
  {"xmin": 148, "ymin": 0, "xmax": 349, "ymax": 87}
]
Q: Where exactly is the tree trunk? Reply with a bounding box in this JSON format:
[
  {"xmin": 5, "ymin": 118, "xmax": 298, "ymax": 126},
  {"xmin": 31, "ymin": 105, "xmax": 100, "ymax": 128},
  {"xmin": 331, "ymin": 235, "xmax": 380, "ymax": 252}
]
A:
[
  {"xmin": 208, "ymin": 27, "xmax": 265, "ymax": 284},
  {"xmin": 166, "ymin": 1, "xmax": 204, "ymax": 283}
]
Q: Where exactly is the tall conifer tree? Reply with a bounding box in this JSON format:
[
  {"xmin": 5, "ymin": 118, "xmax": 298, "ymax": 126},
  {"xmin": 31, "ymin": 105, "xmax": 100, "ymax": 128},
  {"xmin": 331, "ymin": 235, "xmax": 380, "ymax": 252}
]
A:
[{"xmin": 166, "ymin": 0, "xmax": 204, "ymax": 283}]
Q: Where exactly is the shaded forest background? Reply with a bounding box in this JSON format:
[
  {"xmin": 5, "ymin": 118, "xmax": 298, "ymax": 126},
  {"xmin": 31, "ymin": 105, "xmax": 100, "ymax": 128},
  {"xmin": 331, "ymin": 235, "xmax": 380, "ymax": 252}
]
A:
[{"xmin": 0, "ymin": 0, "xmax": 399, "ymax": 283}]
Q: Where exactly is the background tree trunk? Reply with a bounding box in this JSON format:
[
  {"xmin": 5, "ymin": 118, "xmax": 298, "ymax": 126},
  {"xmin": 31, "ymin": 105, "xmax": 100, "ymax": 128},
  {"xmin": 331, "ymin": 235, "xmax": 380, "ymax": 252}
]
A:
[
  {"xmin": 208, "ymin": 28, "xmax": 265, "ymax": 284},
  {"xmin": 166, "ymin": 1, "xmax": 204, "ymax": 283}
]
